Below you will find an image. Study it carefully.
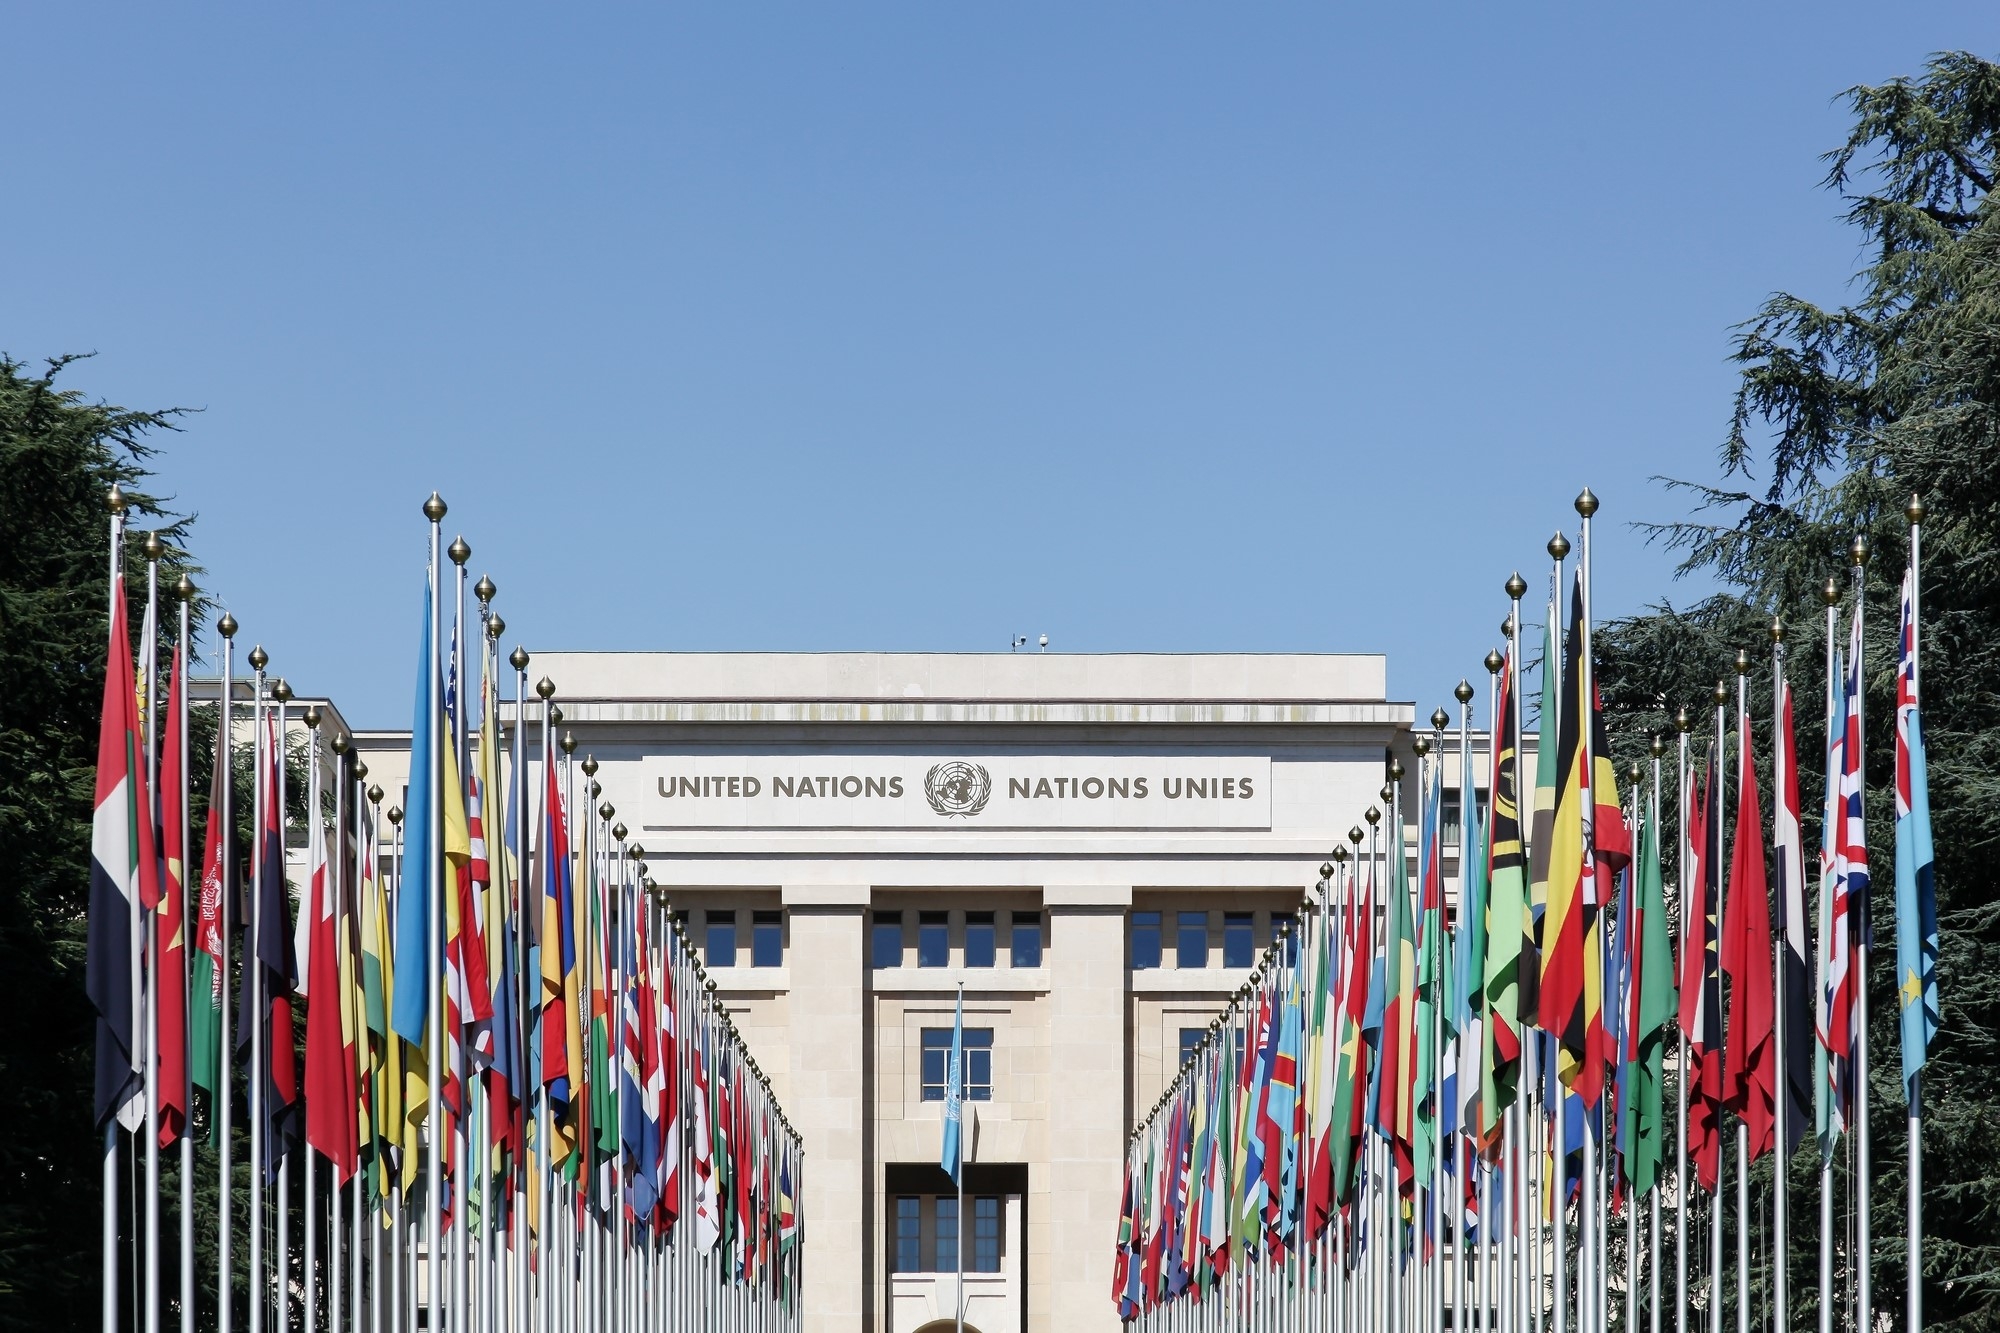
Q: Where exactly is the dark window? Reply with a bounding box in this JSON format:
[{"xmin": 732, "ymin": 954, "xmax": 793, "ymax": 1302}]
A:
[
  {"xmin": 1176, "ymin": 911, "xmax": 1208, "ymax": 968},
  {"xmin": 706, "ymin": 910, "xmax": 737, "ymax": 968},
  {"xmin": 973, "ymin": 1195, "xmax": 1001, "ymax": 1273},
  {"xmin": 872, "ymin": 911, "xmax": 903, "ymax": 969},
  {"xmin": 1010, "ymin": 912, "xmax": 1042, "ymax": 967},
  {"xmin": 935, "ymin": 1195, "xmax": 959, "ymax": 1274},
  {"xmin": 1131, "ymin": 911, "xmax": 1161, "ymax": 970},
  {"xmin": 1271, "ymin": 912, "xmax": 1298, "ymax": 966},
  {"xmin": 1178, "ymin": 1027, "xmax": 1205, "ymax": 1067},
  {"xmin": 1223, "ymin": 912, "xmax": 1255, "ymax": 969},
  {"xmin": 751, "ymin": 910, "xmax": 783, "ymax": 967},
  {"xmin": 894, "ymin": 1196, "xmax": 921, "ymax": 1273},
  {"xmin": 920, "ymin": 1027, "xmax": 994, "ymax": 1101},
  {"xmin": 965, "ymin": 912, "xmax": 996, "ymax": 968},
  {"xmin": 918, "ymin": 912, "xmax": 949, "ymax": 968}
]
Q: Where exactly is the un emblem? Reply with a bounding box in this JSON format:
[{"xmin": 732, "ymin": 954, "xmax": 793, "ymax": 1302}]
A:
[{"xmin": 924, "ymin": 761, "xmax": 992, "ymax": 818}]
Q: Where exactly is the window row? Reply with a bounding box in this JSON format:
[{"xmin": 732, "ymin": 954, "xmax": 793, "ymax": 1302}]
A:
[
  {"xmin": 892, "ymin": 1195, "xmax": 1003, "ymax": 1274},
  {"xmin": 1129, "ymin": 909, "xmax": 1296, "ymax": 971},
  {"xmin": 873, "ymin": 910, "xmax": 1042, "ymax": 969},
  {"xmin": 919, "ymin": 1027, "xmax": 993, "ymax": 1101},
  {"xmin": 673, "ymin": 908, "xmax": 785, "ymax": 969}
]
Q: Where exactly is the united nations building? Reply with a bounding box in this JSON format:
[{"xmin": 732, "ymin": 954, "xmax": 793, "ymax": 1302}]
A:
[{"xmin": 360, "ymin": 652, "xmax": 1437, "ymax": 1333}]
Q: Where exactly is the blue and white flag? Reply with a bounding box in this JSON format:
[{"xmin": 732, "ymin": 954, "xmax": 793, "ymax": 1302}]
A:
[
  {"xmin": 941, "ymin": 986, "xmax": 965, "ymax": 1184},
  {"xmin": 1895, "ymin": 567, "xmax": 1939, "ymax": 1104}
]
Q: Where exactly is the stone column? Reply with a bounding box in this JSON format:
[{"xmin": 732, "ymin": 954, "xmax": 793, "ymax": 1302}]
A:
[
  {"xmin": 784, "ymin": 885, "xmax": 870, "ymax": 1333},
  {"xmin": 1044, "ymin": 886, "xmax": 1130, "ymax": 1333}
]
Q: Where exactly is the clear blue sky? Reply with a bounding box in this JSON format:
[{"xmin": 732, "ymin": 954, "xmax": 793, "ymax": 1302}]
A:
[{"xmin": 7, "ymin": 6, "xmax": 1993, "ymax": 726}]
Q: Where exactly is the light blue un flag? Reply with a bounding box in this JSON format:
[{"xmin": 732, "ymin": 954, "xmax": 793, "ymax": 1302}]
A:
[
  {"xmin": 941, "ymin": 988, "xmax": 964, "ymax": 1184},
  {"xmin": 1895, "ymin": 569, "xmax": 1939, "ymax": 1105}
]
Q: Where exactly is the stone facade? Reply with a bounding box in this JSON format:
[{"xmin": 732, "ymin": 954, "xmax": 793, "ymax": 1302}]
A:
[{"xmin": 354, "ymin": 652, "xmax": 1424, "ymax": 1333}]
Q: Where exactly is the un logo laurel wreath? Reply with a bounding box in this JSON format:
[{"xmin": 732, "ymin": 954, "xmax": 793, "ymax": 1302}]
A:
[{"xmin": 923, "ymin": 761, "xmax": 992, "ymax": 817}]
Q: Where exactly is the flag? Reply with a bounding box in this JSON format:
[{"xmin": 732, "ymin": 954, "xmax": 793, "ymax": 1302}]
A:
[
  {"xmin": 1524, "ymin": 610, "xmax": 1559, "ymax": 1025},
  {"xmin": 1330, "ymin": 861, "xmax": 1375, "ymax": 1202},
  {"xmin": 390, "ymin": 581, "xmax": 437, "ymax": 1049},
  {"xmin": 1625, "ymin": 790, "xmax": 1674, "ymax": 1195},
  {"xmin": 1895, "ymin": 567, "xmax": 1939, "ymax": 1103},
  {"xmin": 303, "ymin": 747, "xmax": 358, "ymax": 1180},
  {"xmin": 1452, "ymin": 770, "xmax": 1488, "ymax": 1146},
  {"xmin": 88, "ymin": 570, "xmax": 151, "ymax": 1132},
  {"xmin": 1774, "ymin": 674, "xmax": 1814, "ymax": 1158},
  {"xmin": 1538, "ymin": 579, "xmax": 1588, "ymax": 1077},
  {"xmin": 1411, "ymin": 758, "xmax": 1442, "ymax": 1183},
  {"xmin": 238, "ymin": 716, "xmax": 300, "ymax": 1176},
  {"xmin": 691, "ymin": 1030, "xmax": 721, "ymax": 1253},
  {"xmin": 1377, "ymin": 801, "xmax": 1418, "ymax": 1191},
  {"xmin": 1721, "ymin": 712, "xmax": 1777, "ymax": 1159},
  {"xmin": 940, "ymin": 985, "xmax": 964, "ymax": 1185},
  {"xmin": 1481, "ymin": 651, "xmax": 1527, "ymax": 1147},
  {"xmin": 1680, "ymin": 756, "xmax": 1724, "ymax": 1192},
  {"xmin": 190, "ymin": 704, "xmax": 230, "ymax": 1131},
  {"xmin": 155, "ymin": 646, "xmax": 189, "ymax": 1147}
]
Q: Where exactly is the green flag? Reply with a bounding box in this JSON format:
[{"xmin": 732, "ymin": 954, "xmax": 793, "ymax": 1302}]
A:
[
  {"xmin": 1629, "ymin": 790, "xmax": 1676, "ymax": 1194},
  {"xmin": 1481, "ymin": 649, "xmax": 1528, "ymax": 1143}
]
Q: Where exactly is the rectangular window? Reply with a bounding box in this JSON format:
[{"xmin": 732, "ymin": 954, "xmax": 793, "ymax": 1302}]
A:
[
  {"xmin": 1009, "ymin": 912, "xmax": 1042, "ymax": 967},
  {"xmin": 872, "ymin": 911, "xmax": 903, "ymax": 969},
  {"xmin": 1223, "ymin": 912, "xmax": 1255, "ymax": 969},
  {"xmin": 973, "ymin": 1195, "xmax": 1001, "ymax": 1273},
  {"xmin": 751, "ymin": 910, "xmax": 783, "ymax": 968},
  {"xmin": 918, "ymin": 912, "xmax": 949, "ymax": 968},
  {"xmin": 1131, "ymin": 911, "xmax": 1162, "ymax": 971},
  {"xmin": 1271, "ymin": 911, "xmax": 1298, "ymax": 966},
  {"xmin": 894, "ymin": 1196, "xmax": 921, "ymax": 1273},
  {"xmin": 1178, "ymin": 1027, "xmax": 1205, "ymax": 1068},
  {"xmin": 964, "ymin": 912, "xmax": 996, "ymax": 968},
  {"xmin": 934, "ymin": 1195, "xmax": 959, "ymax": 1274},
  {"xmin": 705, "ymin": 910, "xmax": 737, "ymax": 968},
  {"xmin": 1176, "ymin": 911, "xmax": 1208, "ymax": 968},
  {"xmin": 920, "ymin": 1027, "xmax": 994, "ymax": 1101}
]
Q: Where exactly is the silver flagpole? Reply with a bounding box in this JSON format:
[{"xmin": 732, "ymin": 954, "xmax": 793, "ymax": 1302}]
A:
[
  {"xmin": 1673, "ymin": 710, "xmax": 1689, "ymax": 1333},
  {"xmin": 1576, "ymin": 489, "xmax": 1601, "ymax": 1333},
  {"xmin": 306, "ymin": 714, "xmax": 322, "ymax": 1333},
  {"xmin": 1850, "ymin": 532, "xmax": 1873, "ymax": 1333},
  {"xmin": 274, "ymin": 678, "xmax": 293, "ymax": 1333},
  {"xmin": 1546, "ymin": 535, "xmax": 1567, "ymax": 1333},
  {"xmin": 423, "ymin": 496, "xmax": 446, "ymax": 1333},
  {"xmin": 1773, "ymin": 617, "xmax": 1790, "ymax": 1333},
  {"xmin": 218, "ymin": 613, "xmax": 239, "ymax": 1333},
  {"xmin": 250, "ymin": 651, "xmax": 268, "ymax": 1333},
  {"xmin": 1709, "ymin": 678, "xmax": 1728, "ymax": 1333},
  {"xmin": 144, "ymin": 534, "xmax": 162, "ymax": 1333},
  {"xmin": 1905, "ymin": 496, "xmax": 1925, "ymax": 1333},
  {"xmin": 1734, "ymin": 655, "xmax": 1750, "ymax": 1333},
  {"xmin": 103, "ymin": 492, "xmax": 127, "ymax": 1333},
  {"xmin": 449, "ymin": 537, "xmax": 470, "ymax": 1333},
  {"xmin": 388, "ymin": 808, "xmax": 405, "ymax": 1333},
  {"xmin": 176, "ymin": 580, "xmax": 195, "ymax": 1333},
  {"xmin": 1649, "ymin": 740, "xmax": 1664, "ymax": 1333},
  {"xmin": 1817, "ymin": 577, "xmax": 1838, "ymax": 1333},
  {"xmin": 1506, "ymin": 577, "xmax": 1527, "ymax": 1333}
]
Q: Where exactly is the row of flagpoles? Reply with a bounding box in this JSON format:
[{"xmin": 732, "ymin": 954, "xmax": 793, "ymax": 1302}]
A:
[
  {"xmin": 87, "ymin": 489, "xmax": 804, "ymax": 1333},
  {"xmin": 1113, "ymin": 489, "xmax": 1941, "ymax": 1332}
]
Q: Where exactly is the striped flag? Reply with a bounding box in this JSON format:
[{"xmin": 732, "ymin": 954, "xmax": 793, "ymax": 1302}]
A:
[
  {"xmin": 87, "ymin": 571, "xmax": 151, "ymax": 1132},
  {"xmin": 190, "ymin": 703, "xmax": 230, "ymax": 1134},
  {"xmin": 1894, "ymin": 568, "xmax": 1939, "ymax": 1100},
  {"xmin": 155, "ymin": 645, "xmax": 189, "ymax": 1147},
  {"xmin": 1775, "ymin": 675, "xmax": 1813, "ymax": 1158}
]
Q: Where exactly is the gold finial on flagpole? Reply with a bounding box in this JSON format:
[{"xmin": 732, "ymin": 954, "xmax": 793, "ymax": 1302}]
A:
[
  {"xmin": 535, "ymin": 677, "xmax": 555, "ymax": 700},
  {"xmin": 448, "ymin": 536, "xmax": 470, "ymax": 566},
  {"xmin": 1907, "ymin": 493, "xmax": 1926, "ymax": 525},
  {"xmin": 423, "ymin": 493, "xmax": 447, "ymax": 522},
  {"xmin": 144, "ymin": 531, "xmax": 164, "ymax": 562},
  {"xmin": 1455, "ymin": 679, "xmax": 1474, "ymax": 704},
  {"xmin": 1485, "ymin": 650, "xmax": 1504, "ymax": 674},
  {"xmin": 487, "ymin": 614, "xmax": 505, "ymax": 641},
  {"xmin": 475, "ymin": 574, "xmax": 496, "ymax": 603},
  {"xmin": 1506, "ymin": 571, "xmax": 1528, "ymax": 600},
  {"xmin": 1851, "ymin": 533, "xmax": 1871, "ymax": 567},
  {"xmin": 107, "ymin": 484, "xmax": 126, "ymax": 514},
  {"xmin": 1575, "ymin": 488, "xmax": 1599, "ymax": 518},
  {"xmin": 218, "ymin": 612, "xmax": 237, "ymax": 639},
  {"xmin": 174, "ymin": 574, "xmax": 195, "ymax": 602},
  {"xmin": 1549, "ymin": 531, "xmax": 1570, "ymax": 561},
  {"xmin": 511, "ymin": 646, "xmax": 530, "ymax": 670}
]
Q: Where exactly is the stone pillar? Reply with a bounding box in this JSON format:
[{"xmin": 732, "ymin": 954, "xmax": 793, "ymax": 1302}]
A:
[
  {"xmin": 1044, "ymin": 886, "xmax": 1130, "ymax": 1333},
  {"xmin": 784, "ymin": 885, "xmax": 870, "ymax": 1333}
]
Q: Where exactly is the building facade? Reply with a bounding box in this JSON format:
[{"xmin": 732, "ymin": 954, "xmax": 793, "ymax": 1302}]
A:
[{"xmin": 359, "ymin": 652, "xmax": 1429, "ymax": 1333}]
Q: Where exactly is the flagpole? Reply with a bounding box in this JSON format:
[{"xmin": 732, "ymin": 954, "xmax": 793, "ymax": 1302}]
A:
[
  {"xmin": 1545, "ymin": 533, "xmax": 1567, "ymax": 1333},
  {"xmin": 306, "ymin": 711, "xmax": 323, "ymax": 1333},
  {"xmin": 217, "ymin": 613, "xmax": 238, "ymax": 1333},
  {"xmin": 249, "ymin": 648, "xmax": 268, "ymax": 1333},
  {"xmin": 1506, "ymin": 576, "xmax": 1529, "ymax": 1333},
  {"xmin": 1648, "ymin": 739, "xmax": 1663, "ymax": 1333},
  {"xmin": 174, "ymin": 579, "xmax": 195, "ymax": 1333},
  {"xmin": 1818, "ymin": 579, "xmax": 1838, "ymax": 1333},
  {"xmin": 1731, "ymin": 653, "xmax": 1751, "ymax": 1333},
  {"xmin": 1575, "ymin": 490, "xmax": 1603, "ymax": 1333},
  {"xmin": 1904, "ymin": 496, "xmax": 1924, "ymax": 1333},
  {"xmin": 1771, "ymin": 618, "xmax": 1792, "ymax": 1333},
  {"xmin": 1850, "ymin": 532, "xmax": 1872, "ymax": 1333},
  {"xmin": 274, "ymin": 677, "xmax": 295, "ymax": 1333},
  {"xmin": 449, "ymin": 535, "xmax": 472, "ymax": 1333},
  {"xmin": 103, "ymin": 487, "xmax": 127, "ymax": 1333},
  {"xmin": 1672, "ymin": 707, "xmax": 1689, "ymax": 1333},
  {"xmin": 143, "ymin": 532, "xmax": 162, "ymax": 1333},
  {"xmin": 1709, "ymin": 676, "xmax": 1727, "ymax": 1333},
  {"xmin": 423, "ymin": 493, "xmax": 447, "ymax": 1333}
]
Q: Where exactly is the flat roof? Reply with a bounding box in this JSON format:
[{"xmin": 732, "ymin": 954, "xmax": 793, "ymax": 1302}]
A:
[{"xmin": 521, "ymin": 652, "xmax": 1389, "ymax": 705}]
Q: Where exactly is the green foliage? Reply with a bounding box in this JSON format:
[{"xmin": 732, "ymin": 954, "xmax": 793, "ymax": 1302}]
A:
[
  {"xmin": 1604, "ymin": 51, "xmax": 2000, "ymax": 1330},
  {"xmin": 0, "ymin": 356, "xmax": 198, "ymax": 1331}
]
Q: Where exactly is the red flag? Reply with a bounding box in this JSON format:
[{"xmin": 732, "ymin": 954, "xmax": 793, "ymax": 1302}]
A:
[
  {"xmin": 1720, "ymin": 716, "xmax": 1776, "ymax": 1159},
  {"xmin": 155, "ymin": 647, "xmax": 189, "ymax": 1146},
  {"xmin": 1680, "ymin": 759, "xmax": 1724, "ymax": 1192}
]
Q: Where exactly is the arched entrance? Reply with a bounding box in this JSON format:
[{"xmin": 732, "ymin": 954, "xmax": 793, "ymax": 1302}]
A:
[{"xmin": 911, "ymin": 1323, "xmax": 983, "ymax": 1333}]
